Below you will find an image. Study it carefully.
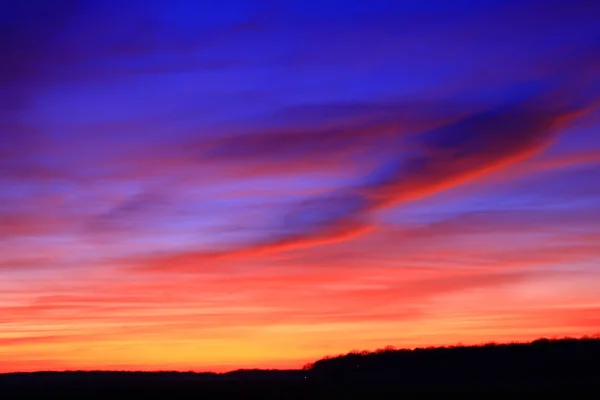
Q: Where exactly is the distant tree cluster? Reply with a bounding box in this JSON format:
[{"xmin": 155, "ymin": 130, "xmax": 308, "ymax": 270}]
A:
[{"xmin": 304, "ymin": 336, "xmax": 600, "ymax": 390}]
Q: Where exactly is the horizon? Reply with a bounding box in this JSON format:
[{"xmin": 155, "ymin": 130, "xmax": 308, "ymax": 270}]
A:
[
  {"xmin": 2, "ymin": 0, "xmax": 600, "ymax": 373},
  {"xmin": 2, "ymin": 335, "xmax": 598, "ymax": 374}
]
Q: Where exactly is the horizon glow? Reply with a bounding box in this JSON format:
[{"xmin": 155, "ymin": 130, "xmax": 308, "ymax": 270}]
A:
[{"xmin": 1, "ymin": 0, "xmax": 600, "ymax": 373}]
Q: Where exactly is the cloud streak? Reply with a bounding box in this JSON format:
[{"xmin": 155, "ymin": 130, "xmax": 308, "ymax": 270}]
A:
[{"xmin": 141, "ymin": 84, "xmax": 595, "ymax": 268}]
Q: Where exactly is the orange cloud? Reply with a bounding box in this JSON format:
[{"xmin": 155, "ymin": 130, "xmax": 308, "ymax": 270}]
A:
[{"xmin": 2, "ymin": 260, "xmax": 597, "ymax": 372}]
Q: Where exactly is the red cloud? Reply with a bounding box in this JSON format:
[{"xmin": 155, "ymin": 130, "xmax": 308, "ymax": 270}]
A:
[{"xmin": 133, "ymin": 93, "xmax": 595, "ymax": 272}]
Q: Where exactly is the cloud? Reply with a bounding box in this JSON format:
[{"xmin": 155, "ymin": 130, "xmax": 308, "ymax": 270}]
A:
[
  {"xmin": 530, "ymin": 149, "xmax": 600, "ymax": 172},
  {"xmin": 198, "ymin": 99, "xmax": 468, "ymax": 162},
  {"xmin": 0, "ymin": 334, "xmax": 96, "ymax": 347},
  {"xmin": 0, "ymin": 257, "xmax": 61, "ymax": 272},
  {"xmin": 0, "ymin": 263, "xmax": 553, "ymax": 333},
  {"xmin": 85, "ymin": 191, "xmax": 171, "ymax": 235},
  {"xmin": 404, "ymin": 207, "xmax": 600, "ymax": 238},
  {"xmin": 0, "ymin": 211, "xmax": 69, "ymax": 239},
  {"xmin": 5, "ymin": 267, "xmax": 543, "ymax": 371},
  {"xmin": 131, "ymin": 189, "xmax": 600, "ymax": 275},
  {"xmin": 136, "ymin": 85, "xmax": 595, "ymax": 272}
]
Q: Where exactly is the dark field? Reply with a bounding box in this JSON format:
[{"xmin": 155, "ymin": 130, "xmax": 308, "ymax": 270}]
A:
[{"xmin": 2, "ymin": 337, "xmax": 599, "ymax": 398}]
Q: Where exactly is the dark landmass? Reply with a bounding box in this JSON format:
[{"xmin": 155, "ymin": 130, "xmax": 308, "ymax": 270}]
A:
[{"xmin": 2, "ymin": 336, "xmax": 599, "ymax": 398}]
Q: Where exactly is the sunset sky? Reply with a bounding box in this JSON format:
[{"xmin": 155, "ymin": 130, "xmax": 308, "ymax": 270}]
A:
[{"xmin": 1, "ymin": 0, "xmax": 600, "ymax": 373}]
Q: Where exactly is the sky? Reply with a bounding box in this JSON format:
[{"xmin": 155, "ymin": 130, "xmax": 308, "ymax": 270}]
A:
[{"xmin": 1, "ymin": 0, "xmax": 600, "ymax": 372}]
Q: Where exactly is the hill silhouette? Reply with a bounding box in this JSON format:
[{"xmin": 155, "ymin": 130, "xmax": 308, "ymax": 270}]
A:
[{"xmin": 2, "ymin": 336, "xmax": 599, "ymax": 397}]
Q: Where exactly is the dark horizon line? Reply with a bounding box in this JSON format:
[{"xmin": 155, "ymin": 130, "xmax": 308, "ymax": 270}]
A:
[{"xmin": 3, "ymin": 333, "xmax": 599, "ymax": 376}]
